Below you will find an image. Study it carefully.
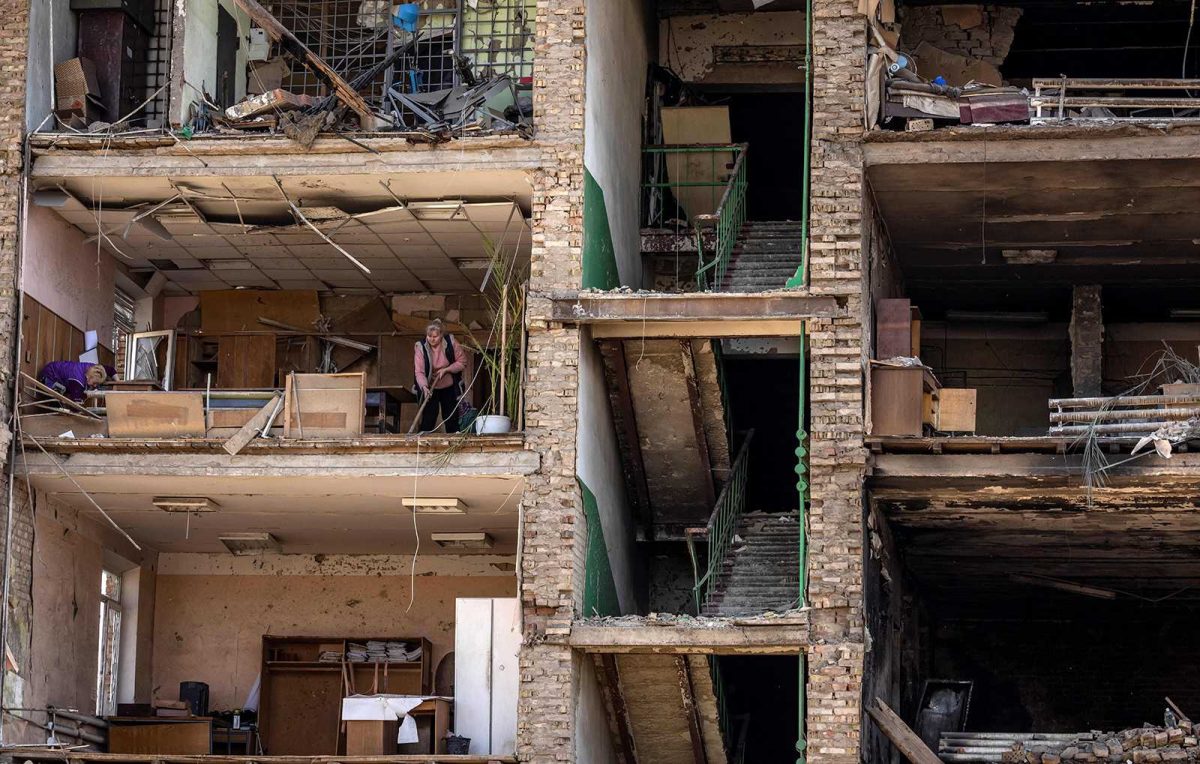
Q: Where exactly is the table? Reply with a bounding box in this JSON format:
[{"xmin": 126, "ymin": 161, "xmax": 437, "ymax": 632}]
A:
[
  {"xmin": 212, "ymin": 724, "xmax": 258, "ymax": 754},
  {"xmin": 342, "ymin": 696, "xmax": 451, "ymax": 755},
  {"xmin": 107, "ymin": 717, "xmax": 212, "ymax": 754}
]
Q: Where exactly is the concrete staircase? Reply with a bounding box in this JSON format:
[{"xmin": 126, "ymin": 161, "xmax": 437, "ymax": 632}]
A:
[
  {"xmin": 703, "ymin": 511, "xmax": 801, "ymax": 617},
  {"xmin": 608, "ymin": 654, "xmax": 728, "ymax": 764},
  {"xmin": 597, "ymin": 338, "xmax": 731, "ymax": 539},
  {"xmin": 720, "ymin": 221, "xmax": 805, "ymax": 292}
]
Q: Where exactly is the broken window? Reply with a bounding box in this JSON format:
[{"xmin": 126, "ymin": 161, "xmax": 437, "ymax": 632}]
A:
[{"xmin": 95, "ymin": 569, "xmax": 122, "ymax": 717}]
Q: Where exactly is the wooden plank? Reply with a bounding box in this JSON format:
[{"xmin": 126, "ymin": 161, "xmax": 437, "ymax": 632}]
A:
[
  {"xmin": 226, "ymin": 0, "xmax": 375, "ymax": 125},
  {"xmin": 106, "ymin": 392, "xmax": 206, "ymax": 438},
  {"xmin": 867, "ymin": 698, "xmax": 944, "ymax": 764},
  {"xmin": 871, "ymin": 367, "xmax": 925, "ymax": 437},
  {"xmin": 283, "ymin": 373, "xmax": 365, "ymax": 438},
  {"xmin": 20, "ymin": 372, "xmax": 103, "ymax": 419},
  {"xmin": 19, "ymin": 295, "xmax": 42, "ymax": 380},
  {"xmin": 933, "ymin": 389, "xmax": 977, "ymax": 433},
  {"xmin": 222, "ymin": 394, "xmax": 282, "ymax": 455},
  {"xmin": 661, "ymin": 107, "xmax": 733, "ymax": 221},
  {"xmin": 200, "ymin": 290, "xmax": 321, "ymax": 334},
  {"xmin": 875, "ymin": 298, "xmax": 912, "ymax": 359},
  {"xmin": 108, "ymin": 719, "xmax": 212, "ymax": 755},
  {"xmin": 217, "ymin": 334, "xmax": 277, "ymax": 388}
]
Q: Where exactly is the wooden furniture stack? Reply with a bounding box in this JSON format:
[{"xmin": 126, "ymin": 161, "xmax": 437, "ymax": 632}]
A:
[
  {"xmin": 871, "ymin": 298, "xmax": 977, "ymax": 436},
  {"xmin": 258, "ymin": 635, "xmax": 433, "ymax": 756}
]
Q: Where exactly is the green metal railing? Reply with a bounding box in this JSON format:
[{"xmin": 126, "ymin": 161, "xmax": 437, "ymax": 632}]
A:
[
  {"xmin": 685, "ymin": 429, "xmax": 755, "ymax": 614},
  {"xmin": 642, "ymin": 144, "xmax": 749, "ymax": 291},
  {"xmin": 796, "ymin": 328, "xmax": 810, "ymax": 764},
  {"xmin": 693, "ymin": 148, "xmax": 748, "ymax": 290}
]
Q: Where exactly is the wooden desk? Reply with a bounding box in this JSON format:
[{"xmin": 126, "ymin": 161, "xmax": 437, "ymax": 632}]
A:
[
  {"xmin": 343, "ymin": 697, "xmax": 451, "ymax": 756},
  {"xmin": 107, "ymin": 717, "xmax": 212, "ymax": 754}
]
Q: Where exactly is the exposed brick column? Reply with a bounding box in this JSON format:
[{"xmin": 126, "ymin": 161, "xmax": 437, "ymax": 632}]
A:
[
  {"xmin": 0, "ymin": 1, "xmax": 29, "ymax": 743},
  {"xmin": 518, "ymin": 0, "xmax": 586, "ymax": 760},
  {"xmin": 805, "ymin": 0, "xmax": 867, "ymax": 759}
]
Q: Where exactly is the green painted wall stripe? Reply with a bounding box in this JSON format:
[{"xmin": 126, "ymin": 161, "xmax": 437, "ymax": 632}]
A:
[
  {"xmin": 580, "ymin": 478, "xmax": 621, "ymax": 617},
  {"xmin": 582, "ymin": 168, "xmax": 621, "ymax": 290}
]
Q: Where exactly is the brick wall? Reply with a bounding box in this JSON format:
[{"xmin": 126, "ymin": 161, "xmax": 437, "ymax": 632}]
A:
[
  {"xmin": 0, "ymin": 0, "xmax": 29, "ymax": 742},
  {"xmin": 519, "ymin": 0, "xmax": 586, "ymax": 760},
  {"xmin": 898, "ymin": 5, "xmax": 1023, "ymax": 68},
  {"xmin": 806, "ymin": 0, "xmax": 867, "ymax": 757}
]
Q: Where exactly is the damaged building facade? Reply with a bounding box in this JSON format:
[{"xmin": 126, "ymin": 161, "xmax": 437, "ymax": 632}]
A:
[{"xmin": 0, "ymin": 0, "xmax": 1198, "ymax": 761}]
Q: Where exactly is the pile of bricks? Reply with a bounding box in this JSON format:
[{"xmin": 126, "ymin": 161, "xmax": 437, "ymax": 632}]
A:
[
  {"xmin": 1003, "ymin": 725, "xmax": 1200, "ymax": 764},
  {"xmin": 897, "ymin": 5, "xmax": 1023, "ymax": 68}
]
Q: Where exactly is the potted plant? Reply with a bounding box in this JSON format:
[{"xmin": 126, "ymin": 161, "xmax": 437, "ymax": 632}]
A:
[{"xmin": 470, "ymin": 237, "xmax": 526, "ymax": 434}]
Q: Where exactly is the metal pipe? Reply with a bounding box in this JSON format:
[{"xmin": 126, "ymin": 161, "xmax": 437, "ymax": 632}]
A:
[
  {"xmin": 1050, "ymin": 394, "xmax": 1200, "ymax": 408},
  {"xmin": 795, "ymin": 328, "xmax": 809, "ymax": 764},
  {"xmin": 784, "ymin": 0, "xmax": 813, "ymax": 291},
  {"xmin": 1050, "ymin": 407, "xmax": 1200, "ymax": 422},
  {"xmin": 46, "ymin": 709, "xmax": 108, "ymax": 728},
  {"xmin": 87, "ymin": 390, "xmax": 279, "ymax": 401},
  {"xmin": 1050, "ymin": 423, "xmax": 1180, "ymax": 435}
]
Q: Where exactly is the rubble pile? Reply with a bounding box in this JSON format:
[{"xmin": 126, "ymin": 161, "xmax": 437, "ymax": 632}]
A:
[{"xmin": 1003, "ymin": 725, "xmax": 1200, "ymax": 764}]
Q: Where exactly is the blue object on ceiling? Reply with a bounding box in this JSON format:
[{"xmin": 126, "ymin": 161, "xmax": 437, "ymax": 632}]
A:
[{"xmin": 395, "ymin": 3, "xmax": 420, "ymax": 32}]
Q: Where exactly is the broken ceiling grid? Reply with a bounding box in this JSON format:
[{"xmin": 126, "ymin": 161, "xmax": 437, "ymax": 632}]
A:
[{"xmin": 43, "ymin": 187, "xmax": 530, "ymax": 295}]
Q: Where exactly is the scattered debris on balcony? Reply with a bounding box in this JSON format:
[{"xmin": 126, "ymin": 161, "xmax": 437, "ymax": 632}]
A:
[{"xmin": 51, "ymin": 0, "xmax": 535, "ymax": 144}]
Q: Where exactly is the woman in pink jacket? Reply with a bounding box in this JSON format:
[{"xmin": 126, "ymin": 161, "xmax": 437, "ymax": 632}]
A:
[{"xmin": 414, "ymin": 319, "xmax": 466, "ymax": 433}]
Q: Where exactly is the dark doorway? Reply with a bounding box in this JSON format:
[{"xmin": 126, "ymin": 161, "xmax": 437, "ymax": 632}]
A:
[
  {"xmin": 720, "ymin": 92, "xmax": 807, "ymax": 221},
  {"xmin": 216, "ymin": 6, "xmax": 239, "ymax": 109},
  {"xmin": 722, "ymin": 355, "xmax": 803, "ymax": 512},
  {"xmin": 719, "ymin": 655, "xmax": 802, "ymax": 761}
]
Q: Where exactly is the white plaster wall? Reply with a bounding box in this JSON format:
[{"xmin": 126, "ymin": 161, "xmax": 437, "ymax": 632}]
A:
[
  {"xmin": 151, "ymin": 553, "xmax": 516, "ymax": 709},
  {"xmin": 584, "ymin": 0, "xmax": 651, "ymax": 289},
  {"xmin": 660, "ymin": 12, "xmax": 807, "ymax": 82},
  {"xmin": 575, "ymin": 654, "xmax": 619, "ymax": 764},
  {"xmin": 26, "ymin": 0, "xmax": 78, "ymax": 131},
  {"xmin": 177, "ymin": 0, "xmax": 249, "ymax": 124},
  {"xmin": 23, "ymin": 205, "xmax": 118, "ymax": 348},
  {"xmin": 26, "ymin": 492, "xmax": 155, "ymax": 720},
  {"xmin": 577, "ymin": 329, "xmax": 639, "ymax": 615}
]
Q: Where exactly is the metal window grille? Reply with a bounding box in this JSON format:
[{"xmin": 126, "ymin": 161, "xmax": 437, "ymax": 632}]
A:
[
  {"xmin": 458, "ymin": 0, "xmax": 535, "ymax": 85},
  {"xmin": 138, "ymin": 0, "xmax": 174, "ymax": 127},
  {"xmin": 267, "ymin": 0, "xmax": 535, "ymax": 101}
]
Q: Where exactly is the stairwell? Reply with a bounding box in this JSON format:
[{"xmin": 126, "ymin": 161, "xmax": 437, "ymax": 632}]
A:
[
  {"xmin": 608, "ymin": 654, "xmax": 729, "ymax": 764},
  {"xmin": 720, "ymin": 221, "xmax": 805, "ymax": 292},
  {"xmin": 703, "ymin": 511, "xmax": 801, "ymax": 617}
]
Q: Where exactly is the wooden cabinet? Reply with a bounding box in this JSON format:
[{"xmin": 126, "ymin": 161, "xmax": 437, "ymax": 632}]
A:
[
  {"xmin": 258, "ymin": 636, "xmax": 432, "ymax": 756},
  {"xmin": 217, "ymin": 335, "xmax": 277, "ymax": 388}
]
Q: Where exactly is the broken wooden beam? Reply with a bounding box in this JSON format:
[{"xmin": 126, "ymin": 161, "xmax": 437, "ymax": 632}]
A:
[
  {"xmin": 222, "ymin": 394, "xmax": 283, "ymax": 456},
  {"xmin": 227, "ymin": 0, "xmax": 375, "ymax": 126},
  {"xmin": 868, "ymin": 698, "xmax": 945, "ymax": 764}
]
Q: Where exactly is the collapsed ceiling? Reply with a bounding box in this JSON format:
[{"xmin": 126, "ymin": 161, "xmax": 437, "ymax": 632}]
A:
[
  {"xmin": 45, "ymin": 189, "xmax": 531, "ymax": 295},
  {"xmin": 865, "ymin": 147, "xmax": 1200, "ymax": 316}
]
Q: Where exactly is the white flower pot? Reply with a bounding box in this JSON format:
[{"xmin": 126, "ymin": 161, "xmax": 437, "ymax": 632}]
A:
[{"xmin": 474, "ymin": 415, "xmax": 512, "ymax": 434}]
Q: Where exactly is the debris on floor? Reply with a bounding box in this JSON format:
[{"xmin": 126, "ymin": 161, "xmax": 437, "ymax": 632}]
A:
[{"xmin": 224, "ymin": 89, "xmax": 315, "ymax": 121}]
